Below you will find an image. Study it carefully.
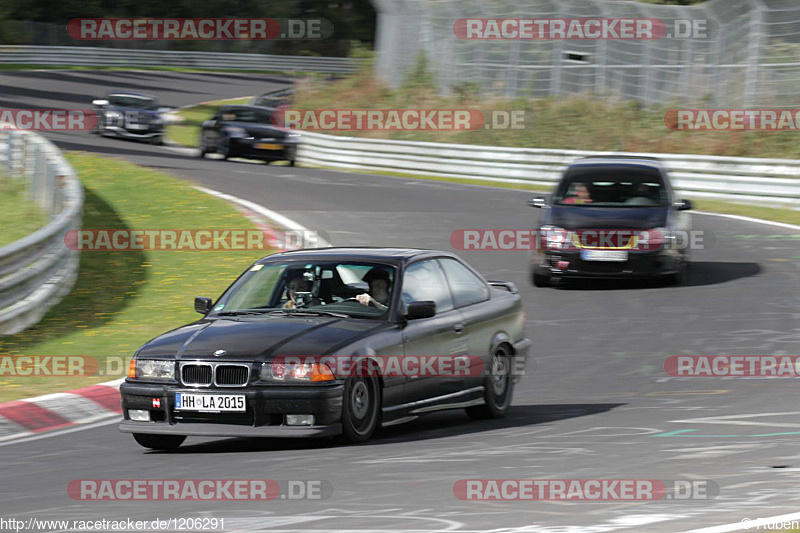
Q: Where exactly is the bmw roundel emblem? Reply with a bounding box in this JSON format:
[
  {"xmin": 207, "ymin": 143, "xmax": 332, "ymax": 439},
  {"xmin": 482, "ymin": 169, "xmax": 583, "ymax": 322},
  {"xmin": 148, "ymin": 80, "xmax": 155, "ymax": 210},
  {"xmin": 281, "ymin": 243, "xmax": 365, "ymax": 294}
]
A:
[{"xmin": 213, "ymin": 349, "xmax": 226, "ymax": 357}]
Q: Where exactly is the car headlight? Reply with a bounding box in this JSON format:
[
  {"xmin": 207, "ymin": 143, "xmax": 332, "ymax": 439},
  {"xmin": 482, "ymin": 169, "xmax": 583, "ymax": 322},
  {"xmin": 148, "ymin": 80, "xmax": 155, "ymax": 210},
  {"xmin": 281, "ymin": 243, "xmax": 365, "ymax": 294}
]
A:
[
  {"xmin": 540, "ymin": 225, "xmax": 575, "ymax": 251},
  {"xmin": 152, "ymin": 117, "xmax": 163, "ymax": 125},
  {"xmin": 260, "ymin": 362, "xmax": 334, "ymax": 382},
  {"xmin": 128, "ymin": 359, "xmax": 175, "ymax": 380}
]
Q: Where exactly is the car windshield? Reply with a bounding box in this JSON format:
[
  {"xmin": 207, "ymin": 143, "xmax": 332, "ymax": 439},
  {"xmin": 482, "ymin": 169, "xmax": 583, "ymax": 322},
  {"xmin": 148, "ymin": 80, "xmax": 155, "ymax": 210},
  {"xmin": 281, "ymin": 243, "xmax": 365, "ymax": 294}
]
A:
[
  {"xmin": 553, "ymin": 167, "xmax": 669, "ymax": 207},
  {"xmin": 108, "ymin": 95, "xmax": 158, "ymax": 110},
  {"xmin": 220, "ymin": 108, "xmax": 273, "ymax": 124},
  {"xmin": 212, "ymin": 260, "xmax": 396, "ymax": 319}
]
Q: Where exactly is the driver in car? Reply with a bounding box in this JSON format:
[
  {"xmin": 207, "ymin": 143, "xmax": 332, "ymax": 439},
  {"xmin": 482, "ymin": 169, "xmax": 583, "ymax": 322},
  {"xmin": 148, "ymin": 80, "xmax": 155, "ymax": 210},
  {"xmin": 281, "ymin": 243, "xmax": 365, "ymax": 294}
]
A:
[
  {"xmin": 355, "ymin": 268, "xmax": 392, "ymax": 311},
  {"xmin": 564, "ymin": 182, "xmax": 593, "ymax": 204}
]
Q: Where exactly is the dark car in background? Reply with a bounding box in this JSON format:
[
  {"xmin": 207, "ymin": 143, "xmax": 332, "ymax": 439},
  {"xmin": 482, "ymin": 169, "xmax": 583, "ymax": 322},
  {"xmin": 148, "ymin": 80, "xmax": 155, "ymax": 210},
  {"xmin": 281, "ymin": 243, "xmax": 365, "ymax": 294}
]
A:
[
  {"xmin": 119, "ymin": 248, "xmax": 531, "ymax": 449},
  {"xmin": 252, "ymin": 87, "xmax": 293, "ymax": 109},
  {"xmin": 529, "ymin": 157, "xmax": 693, "ymax": 287},
  {"xmin": 199, "ymin": 104, "xmax": 299, "ymax": 165},
  {"xmin": 91, "ymin": 92, "xmax": 165, "ymax": 144}
]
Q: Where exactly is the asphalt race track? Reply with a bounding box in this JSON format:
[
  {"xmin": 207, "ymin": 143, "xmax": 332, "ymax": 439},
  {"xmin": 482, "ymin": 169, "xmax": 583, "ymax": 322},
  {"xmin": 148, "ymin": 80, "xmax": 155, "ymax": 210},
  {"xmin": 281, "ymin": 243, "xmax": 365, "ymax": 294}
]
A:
[{"xmin": 2, "ymin": 71, "xmax": 800, "ymax": 532}]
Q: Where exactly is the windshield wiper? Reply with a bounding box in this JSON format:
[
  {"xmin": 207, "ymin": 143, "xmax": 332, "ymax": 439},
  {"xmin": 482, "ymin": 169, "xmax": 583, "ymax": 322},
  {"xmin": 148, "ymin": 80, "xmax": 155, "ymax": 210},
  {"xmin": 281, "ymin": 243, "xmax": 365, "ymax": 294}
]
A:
[
  {"xmin": 269, "ymin": 309, "xmax": 349, "ymax": 318},
  {"xmin": 213, "ymin": 309, "xmax": 272, "ymax": 317}
]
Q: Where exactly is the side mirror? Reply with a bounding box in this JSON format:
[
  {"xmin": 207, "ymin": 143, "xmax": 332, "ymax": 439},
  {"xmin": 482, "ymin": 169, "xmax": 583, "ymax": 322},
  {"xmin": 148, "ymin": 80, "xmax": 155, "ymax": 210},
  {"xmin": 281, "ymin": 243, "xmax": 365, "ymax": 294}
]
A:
[
  {"xmin": 406, "ymin": 301, "xmax": 436, "ymax": 320},
  {"xmin": 194, "ymin": 297, "xmax": 213, "ymax": 315},
  {"xmin": 528, "ymin": 196, "xmax": 547, "ymax": 209},
  {"xmin": 677, "ymin": 199, "xmax": 693, "ymax": 211},
  {"xmin": 92, "ymin": 99, "xmax": 109, "ymax": 107}
]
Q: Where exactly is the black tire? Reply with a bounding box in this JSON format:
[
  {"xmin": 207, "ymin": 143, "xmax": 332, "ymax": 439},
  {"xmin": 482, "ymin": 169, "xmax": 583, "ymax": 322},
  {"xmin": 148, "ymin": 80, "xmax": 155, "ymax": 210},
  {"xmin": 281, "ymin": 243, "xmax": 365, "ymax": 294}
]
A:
[
  {"xmin": 150, "ymin": 135, "xmax": 164, "ymax": 146},
  {"xmin": 132, "ymin": 433, "xmax": 186, "ymax": 450},
  {"xmin": 532, "ymin": 272, "xmax": 550, "ymax": 288},
  {"xmin": 220, "ymin": 139, "xmax": 231, "ymax": 160},
  {"xmin": 466, "ymin": 346, "xmax": 514, "ymax": 420},
  {"xmin": 340, "ymin": 374, "xmax": 380, "ymax": 443},
  {"xmin": 667, "ymin": 259, "xmax": 690, "ymax": 286},
  {"xmin": 198, "ymin": 138, "xmax": 207, "ymax": 158}
]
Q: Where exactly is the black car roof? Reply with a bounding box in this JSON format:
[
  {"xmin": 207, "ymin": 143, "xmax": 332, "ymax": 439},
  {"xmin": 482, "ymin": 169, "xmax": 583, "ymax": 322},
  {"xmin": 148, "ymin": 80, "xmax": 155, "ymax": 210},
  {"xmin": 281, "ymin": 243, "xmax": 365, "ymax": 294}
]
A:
[
  {"xmin": 256, "ymin": 247, "xmax": 455, "ymax": 265},
  {"xmin": 107, "ymin": 92, "xmax": 156, "ymax": 100},
  {"xmin": 568, "ymin": 156, "xmax": 665, "ymax": 171}
]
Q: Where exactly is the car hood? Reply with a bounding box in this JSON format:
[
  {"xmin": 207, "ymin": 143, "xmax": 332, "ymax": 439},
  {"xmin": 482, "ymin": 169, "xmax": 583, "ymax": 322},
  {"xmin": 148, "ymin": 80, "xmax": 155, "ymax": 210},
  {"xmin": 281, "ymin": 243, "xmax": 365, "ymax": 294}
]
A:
[
  {"xmin": 136, "ymin": 316, "xmax": 383, "ymax": 361},
  {"xmin": 108, "ymin": 106, "xmax": 160, "ymax": 117},
  {"xmin": 548, "ymin": 205, "xmax": 669, "ymax": 230}
]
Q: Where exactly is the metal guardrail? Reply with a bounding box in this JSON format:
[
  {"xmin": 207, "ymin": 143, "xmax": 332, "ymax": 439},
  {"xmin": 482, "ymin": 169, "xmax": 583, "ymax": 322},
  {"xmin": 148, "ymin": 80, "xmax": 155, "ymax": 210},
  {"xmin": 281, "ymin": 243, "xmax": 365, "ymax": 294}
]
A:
[
  {"xmin": 0, "ymin": 129, "xmax": 82, "ymax": 335},
  {"xmin": 0, "ymin": 45, "xmax": 358, "ymax": 73},
  {"xmin": 296, "ymin": 132, "xmax": 800, "ymax": 207}
]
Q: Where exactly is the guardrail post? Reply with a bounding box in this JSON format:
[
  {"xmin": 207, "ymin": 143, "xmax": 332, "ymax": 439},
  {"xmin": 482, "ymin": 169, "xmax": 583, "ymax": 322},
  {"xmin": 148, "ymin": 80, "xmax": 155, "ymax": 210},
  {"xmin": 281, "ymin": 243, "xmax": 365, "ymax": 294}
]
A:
[{"xmin": 31, "ymin": 143, "xmax": 48, "ymax": 209}]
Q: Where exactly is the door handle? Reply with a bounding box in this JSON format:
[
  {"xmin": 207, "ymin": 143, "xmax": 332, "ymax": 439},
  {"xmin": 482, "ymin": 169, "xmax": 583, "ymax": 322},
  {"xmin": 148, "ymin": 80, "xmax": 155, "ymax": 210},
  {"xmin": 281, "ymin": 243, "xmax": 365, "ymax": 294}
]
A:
[{"xmin": 453, "ymin": 323, "xmax": 465, "ymax": 334}]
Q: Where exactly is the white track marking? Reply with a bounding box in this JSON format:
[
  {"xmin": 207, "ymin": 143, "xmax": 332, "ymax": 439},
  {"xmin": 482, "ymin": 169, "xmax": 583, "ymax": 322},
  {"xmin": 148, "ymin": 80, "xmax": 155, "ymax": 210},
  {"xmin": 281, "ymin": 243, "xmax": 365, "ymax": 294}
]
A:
[
  {"xmin": 692, "ymin": 210, "xmax": 800, "ymax": 231},
  {"xmin": 193, "ymin": 185, "xmax": 332, "ymax": 246},
  {"xmin": 684, "ymin": 511, "xmax": 800, "ymax": 532},
  {"xmin": 671, "ymin": 411, "xmax": 800, "ymax": 427}
]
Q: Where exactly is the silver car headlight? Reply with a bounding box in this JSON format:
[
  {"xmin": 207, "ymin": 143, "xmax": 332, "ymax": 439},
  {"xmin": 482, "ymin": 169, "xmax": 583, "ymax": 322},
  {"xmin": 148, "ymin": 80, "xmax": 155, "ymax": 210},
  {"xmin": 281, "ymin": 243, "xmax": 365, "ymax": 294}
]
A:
[{"xmin": 132, "ymin": 359, "xmax": 175, "ymax": 380}]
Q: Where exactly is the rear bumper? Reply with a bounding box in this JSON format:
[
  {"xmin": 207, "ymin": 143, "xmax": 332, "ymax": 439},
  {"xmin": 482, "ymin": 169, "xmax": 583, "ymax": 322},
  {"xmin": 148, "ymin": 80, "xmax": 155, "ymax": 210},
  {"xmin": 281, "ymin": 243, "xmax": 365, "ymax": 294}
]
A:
[
  {"xmin": 119, "ymin": 380, "xmax": 343, "ymax": 438},
  {"xmin": 229, "ymin": 139, "xmax": 297, "ymax": 161},
  {"xmin": 512, "ymin": 337, "xmax": 533, "ymax": 384}
]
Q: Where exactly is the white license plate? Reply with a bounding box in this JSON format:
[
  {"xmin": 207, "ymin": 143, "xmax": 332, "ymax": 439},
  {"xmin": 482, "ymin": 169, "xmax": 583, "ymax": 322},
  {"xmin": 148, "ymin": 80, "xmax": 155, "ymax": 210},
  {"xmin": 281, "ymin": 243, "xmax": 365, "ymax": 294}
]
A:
[
  {"xmin": 581, "ymin": 250, "xmax": 629, "ymax": 262},
  {"xmin": 175, "ymin": 393, "xmax": 245, "ymax": 412},
  {"xmin": 127, "ymin": 123, "xmax": 147, "ymax": 130}
]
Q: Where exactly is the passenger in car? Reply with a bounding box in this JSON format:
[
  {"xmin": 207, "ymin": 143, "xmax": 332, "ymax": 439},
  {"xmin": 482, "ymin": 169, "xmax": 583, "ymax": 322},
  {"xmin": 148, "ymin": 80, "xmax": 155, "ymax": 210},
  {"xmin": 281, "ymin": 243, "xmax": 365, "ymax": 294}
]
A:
[{"xmin": 282, "ymin": 276, "xmax": 312, "ymax": 309}]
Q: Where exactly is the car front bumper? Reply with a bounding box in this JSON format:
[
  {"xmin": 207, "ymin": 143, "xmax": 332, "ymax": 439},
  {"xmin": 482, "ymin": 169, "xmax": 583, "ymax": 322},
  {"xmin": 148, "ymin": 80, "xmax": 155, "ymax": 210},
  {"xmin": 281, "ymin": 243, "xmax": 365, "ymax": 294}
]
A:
[
  {"xmin": 533, "ymin": 249, "xmax": 684, "ymax": 279},
  {"xmin": 102, "ymin": 126, "xmax": 163, "ymax": 140},
  {"xmin": 119, "ymin": 381, "xmax": 343, "ymax": 438}
]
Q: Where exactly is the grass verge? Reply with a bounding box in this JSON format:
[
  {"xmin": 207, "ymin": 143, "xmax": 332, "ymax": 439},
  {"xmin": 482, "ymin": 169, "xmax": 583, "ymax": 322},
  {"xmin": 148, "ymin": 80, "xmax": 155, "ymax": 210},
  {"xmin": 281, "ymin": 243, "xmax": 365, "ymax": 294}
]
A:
[
  {"xmin": 0, "ymin": 176, "xmax": 49, "ymax": 246},
  {"xmin": 0, "ymin": 152, "xmax": 269, "ymax": 402},
  {"xmin": 166, "ymin": 97, "xmax": 253, "ymax": 147}
]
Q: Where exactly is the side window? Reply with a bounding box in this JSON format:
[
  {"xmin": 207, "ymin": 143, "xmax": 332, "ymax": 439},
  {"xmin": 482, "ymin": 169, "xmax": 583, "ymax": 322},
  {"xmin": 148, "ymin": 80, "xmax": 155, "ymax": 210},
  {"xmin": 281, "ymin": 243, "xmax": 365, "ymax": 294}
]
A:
[
  {"xmin": 401, "ymin": 260, "xmax": 454, "ymax": 314},
  {"xmin": 439, "ymin": 258, "xmax": 489, "ymax": 308}
]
